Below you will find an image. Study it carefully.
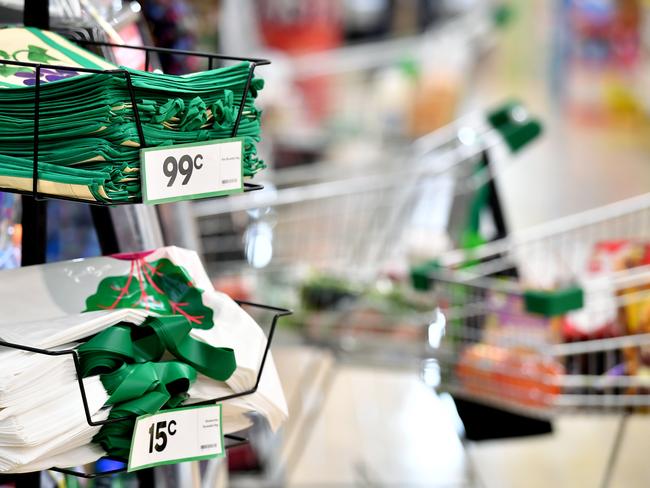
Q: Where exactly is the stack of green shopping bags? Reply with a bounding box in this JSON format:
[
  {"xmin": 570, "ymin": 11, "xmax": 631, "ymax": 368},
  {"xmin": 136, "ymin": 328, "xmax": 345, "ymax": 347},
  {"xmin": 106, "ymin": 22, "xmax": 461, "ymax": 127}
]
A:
[{"xmin": 0, "ymin": 27, "xmax": 265, "ymax": 203}]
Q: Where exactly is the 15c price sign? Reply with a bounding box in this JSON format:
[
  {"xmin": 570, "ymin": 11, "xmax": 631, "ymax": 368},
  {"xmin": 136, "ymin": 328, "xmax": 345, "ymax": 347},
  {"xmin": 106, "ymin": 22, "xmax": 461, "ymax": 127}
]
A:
[
  {"xmin": 128, "ymin": 404, "xmax": 224, "ymax": 472},
  {"xmin": 148, "ymin": 419, "xmax": 176, "ymax": 453},
  {"xmin": 141, "ymin": 138, "xmax": 244, "ymax": 204}
]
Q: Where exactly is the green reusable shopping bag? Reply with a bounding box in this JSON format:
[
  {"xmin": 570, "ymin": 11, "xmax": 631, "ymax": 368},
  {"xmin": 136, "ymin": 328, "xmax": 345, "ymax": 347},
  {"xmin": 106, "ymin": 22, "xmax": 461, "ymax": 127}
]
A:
[{"xmin": 0, "ymin": 27, "xmax": 266, "ymax": 202}]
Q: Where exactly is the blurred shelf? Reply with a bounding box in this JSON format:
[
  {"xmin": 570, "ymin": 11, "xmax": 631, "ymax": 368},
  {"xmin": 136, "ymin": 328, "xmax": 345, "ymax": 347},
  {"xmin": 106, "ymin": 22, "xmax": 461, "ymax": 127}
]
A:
[{"xmin": 287, "ymin": 11, "xmax": 494, "ymax": 79}]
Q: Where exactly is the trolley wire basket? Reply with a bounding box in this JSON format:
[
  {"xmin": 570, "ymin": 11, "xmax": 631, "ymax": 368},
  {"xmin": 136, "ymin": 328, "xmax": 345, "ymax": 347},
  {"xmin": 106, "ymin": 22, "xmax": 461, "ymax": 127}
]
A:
[
  {"xmin": 296, "ymin": 274, "xmax": 442, "ymax": 363},
  {"xmin": 195, "ymin": 100, "xmax": 542, "ymax": 279},
  {"xmin": 422, "ymin": 192, "xmax": 650, "ymax": 417}
]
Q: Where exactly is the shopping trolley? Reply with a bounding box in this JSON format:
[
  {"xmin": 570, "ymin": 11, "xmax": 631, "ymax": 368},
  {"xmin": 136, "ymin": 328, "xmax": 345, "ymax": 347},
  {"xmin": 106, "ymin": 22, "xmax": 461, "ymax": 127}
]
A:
[
  {"xmin": 417, "ymin": 192, "xmax": 650, "ymax": 486},
  {"xmin": 192, "ymin": 101, "xmax": 542, "ymax": 358},
  {"xmin": 194, "ymin": 100, "xmax": 541, "ymax": 276}
]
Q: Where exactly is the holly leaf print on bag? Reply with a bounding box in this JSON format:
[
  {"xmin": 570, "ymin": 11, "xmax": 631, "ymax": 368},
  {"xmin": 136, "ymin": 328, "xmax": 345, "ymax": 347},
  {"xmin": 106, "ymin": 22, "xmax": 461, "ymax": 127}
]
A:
[{"xmin": 85, "ymin": 256, "xmax": 214, "ymax": 329}]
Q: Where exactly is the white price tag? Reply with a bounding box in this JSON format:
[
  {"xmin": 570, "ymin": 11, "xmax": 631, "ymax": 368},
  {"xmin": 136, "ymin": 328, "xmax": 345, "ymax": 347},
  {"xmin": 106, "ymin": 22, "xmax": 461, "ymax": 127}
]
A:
[
  {"xmin": 141, "ymin": 138, "xmax": 244, "ymax": 204},
  {"xmin": 128, "ymin": 404, "xmax": 224, "ymax": 472}
]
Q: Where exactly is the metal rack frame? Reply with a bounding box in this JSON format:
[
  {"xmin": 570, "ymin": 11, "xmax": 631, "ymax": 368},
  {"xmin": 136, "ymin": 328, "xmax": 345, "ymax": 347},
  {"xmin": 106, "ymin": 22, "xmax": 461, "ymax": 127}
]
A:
[{"xmin": 0, "ymin": 1, "xmax": 282, "ymax": 484}]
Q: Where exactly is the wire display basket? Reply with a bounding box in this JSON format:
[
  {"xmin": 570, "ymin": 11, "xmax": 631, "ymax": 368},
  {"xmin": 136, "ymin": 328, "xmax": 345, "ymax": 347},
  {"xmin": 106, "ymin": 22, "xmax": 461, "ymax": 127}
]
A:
[
  {"xmin": 0, "ymin": 300, "xmax": 291, "ymax": 478},
  {"xmin": 423, "ymin": 192, "xmax": 650, "ymax": 417},
  {"xmin": 0, "ymin": 38, "xmax": 269, "ymax": 205}
]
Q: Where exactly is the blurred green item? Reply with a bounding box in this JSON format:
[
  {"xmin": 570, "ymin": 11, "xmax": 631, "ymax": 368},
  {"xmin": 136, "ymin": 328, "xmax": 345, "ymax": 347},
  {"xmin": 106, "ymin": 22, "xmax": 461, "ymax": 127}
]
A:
[
  {"xmin": 398, "ymin": 57, "xmax": 420, "ymax": 80},
  {"xmin": 486, "ymin": 99, "xmax": 525, "ymax": 129},
  {"xmin": 366, "ymin": 282, "xmax": 435, "ymax": 314},
  {"xmin": 524, "ymin": 287, "xmax": 584, "ymax": 317},
  {"xmin": 493, "ymin": 3, "xmax": 515, "ymax": 28},
  {"xmin": 301, "ymin": 273, "xmax": 432, "ymax": 313},
  {"xmin": 410, "ymin": 260, "xmax": 440, "ymax": 292},
  {"xmin": 486, "ymin": 99, "xmax": 543, "ymax": 154},
  {"xmin": 300, "ymin": 274, "xmax": 361, "ymax": 311},
  {"xmin": 498, "ymin": 119, "xmax": 543, "ymax": 153}
]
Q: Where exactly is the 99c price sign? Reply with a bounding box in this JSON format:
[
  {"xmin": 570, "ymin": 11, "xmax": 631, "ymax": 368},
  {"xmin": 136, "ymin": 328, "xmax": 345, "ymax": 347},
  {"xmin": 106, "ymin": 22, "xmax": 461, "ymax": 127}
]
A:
[
  {"xmin": 128, "ymin": 404, "xmax": 224, "ymax": 472},
  {"xmin": 141, "ymin": 138, "xmax": 244, "ymax": 204}
]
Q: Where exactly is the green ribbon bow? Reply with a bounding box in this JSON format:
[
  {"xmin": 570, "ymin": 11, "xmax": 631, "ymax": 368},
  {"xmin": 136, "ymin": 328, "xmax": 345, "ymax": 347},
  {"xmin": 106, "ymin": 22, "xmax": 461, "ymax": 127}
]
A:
[{"xmin": 78, "ymin": 315, "xmax": 236, "ymax": 458}]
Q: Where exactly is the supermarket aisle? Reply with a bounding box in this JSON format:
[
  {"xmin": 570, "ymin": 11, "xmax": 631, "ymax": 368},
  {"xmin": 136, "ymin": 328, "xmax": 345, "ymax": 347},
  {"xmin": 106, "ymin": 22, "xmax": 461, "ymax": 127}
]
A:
[
  {"xmin": 285, "ymin": 365, "xmax": 468, "ymax": 487},
  {"xmin": 471, "ymin": 0, "xmax": 650, "ymax": 232}
]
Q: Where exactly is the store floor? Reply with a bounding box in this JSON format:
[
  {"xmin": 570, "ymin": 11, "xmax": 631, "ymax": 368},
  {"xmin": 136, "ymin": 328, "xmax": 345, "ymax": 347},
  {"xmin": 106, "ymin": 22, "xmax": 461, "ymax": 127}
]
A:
[
  {"xmin": 467, "ymin": 414, "xmax": 650, "ymax": 488},
  {"xmin": 284, "ymin": 363, "xmax": 467, "ymax": 487},
  {"xmin": 278, "ymin": 356, "xmax": 650, "ymax": 488}
]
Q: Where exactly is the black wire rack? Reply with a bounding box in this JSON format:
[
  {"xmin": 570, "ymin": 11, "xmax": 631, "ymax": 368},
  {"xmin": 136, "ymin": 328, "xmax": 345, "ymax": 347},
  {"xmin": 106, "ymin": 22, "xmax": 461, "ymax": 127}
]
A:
[
  {"xmin": 0, "ymin": 300, "xmax": 291, "ymax": 478},
  {"xmin": 0, "ymin": 41, "xmax": 271, "ymax": 205}
]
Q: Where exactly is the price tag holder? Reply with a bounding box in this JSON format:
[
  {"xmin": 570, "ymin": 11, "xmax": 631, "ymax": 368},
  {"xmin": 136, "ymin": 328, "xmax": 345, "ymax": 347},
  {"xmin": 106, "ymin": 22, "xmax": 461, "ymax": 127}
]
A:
[
  {"xmin": 141, "ymin": 138, "xmax": 244, "ymax": 204},
  {"xmin": 127, "ymin": 404, "xmax": 224, "ymax": 472}
]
